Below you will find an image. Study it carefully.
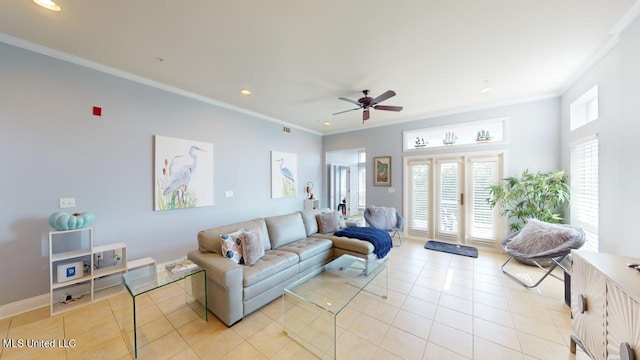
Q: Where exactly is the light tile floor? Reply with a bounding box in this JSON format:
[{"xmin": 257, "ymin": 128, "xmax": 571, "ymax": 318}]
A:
[{"xmin": 0, "ymin": 238, "xmax": 592, "ymax": 359}]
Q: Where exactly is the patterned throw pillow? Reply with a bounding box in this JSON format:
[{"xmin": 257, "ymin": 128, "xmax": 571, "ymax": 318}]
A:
[
  {"xmin": 335, "ymin": 211, "xmax": 347, "ymax": 229},
  {"xmin": 239, "ymin": 230, "xmax": 265, "ymax": 265},
  {"xmin": 220, "ymin": 230, "xmax": 244, "ymax": 264}
]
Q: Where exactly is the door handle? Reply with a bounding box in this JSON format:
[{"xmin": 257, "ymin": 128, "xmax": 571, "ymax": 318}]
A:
[{"xmin": 460, "ymin": 193, "xmax": 464, "ymax": 205}]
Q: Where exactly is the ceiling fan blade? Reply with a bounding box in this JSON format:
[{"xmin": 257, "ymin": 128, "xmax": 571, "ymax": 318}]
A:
[
  {"xmin": 374, "ymin": 105, "xmax": 403, "ymax": 112},
  {"xmin": 338, "ymin": 97, "xmax": 361, "ymax": 106},
  {"xmin": 362, "ymin": 109, "xmax": 370, "ymax": 122},
  {"xmin": 332, "ymin": 107, "xmax": 360, "ymax": 115},
  {"xmin": 371, "ymin": 90, "xmax": 396, "ymax": 105}
]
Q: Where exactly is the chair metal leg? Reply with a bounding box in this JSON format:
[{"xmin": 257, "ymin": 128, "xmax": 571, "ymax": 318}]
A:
[
  {"xmin": 390, "ymin": 230, "xmax": 402, "ymax": 247},
  {"xmin": 501, "ymin": 255, "xmax": 568, "ymax": 288}
]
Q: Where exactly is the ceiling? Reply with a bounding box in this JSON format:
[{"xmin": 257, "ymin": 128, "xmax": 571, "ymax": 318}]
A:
[{"xmin": 0, "ymin": 1, "xmax": 637, "ymax": 135}]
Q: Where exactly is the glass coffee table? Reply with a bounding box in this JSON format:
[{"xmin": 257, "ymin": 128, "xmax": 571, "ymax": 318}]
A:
[
  {"xmin": 283, "ymin": 254, "xmax": 387, "ymax": 359},
  {"xmin": 121, "ymin": 258, "xmax": 207, "ymax": 358}
]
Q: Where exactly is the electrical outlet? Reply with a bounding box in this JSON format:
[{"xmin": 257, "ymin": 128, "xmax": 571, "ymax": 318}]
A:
[
  {"xmin": 59, "ymin": 197, "xmax": 76, "ymax": 208},
  {"xmin": 95, "ymin": 252, "xmax": 103, "ymax": 261}
]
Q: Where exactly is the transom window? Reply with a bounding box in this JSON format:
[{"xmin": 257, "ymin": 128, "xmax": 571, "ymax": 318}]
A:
[
  {"xmin": 403, "ymin": 118, "xmax": 508, "ymax": 151},
  {"xmin": 570, "ymin": 85, "xmax": 598, "ymax": 131}
]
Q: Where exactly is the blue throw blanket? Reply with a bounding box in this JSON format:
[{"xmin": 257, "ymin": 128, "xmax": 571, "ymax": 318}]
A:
[{"xmin": 333, "ymin": 227, "xmax": 392, "ymax": 259}]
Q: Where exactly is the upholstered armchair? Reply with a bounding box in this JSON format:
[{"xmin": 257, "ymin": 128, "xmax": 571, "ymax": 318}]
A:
[{"xmin": 364, "ymin": 206, "xmax": 404, "ymax": 246}]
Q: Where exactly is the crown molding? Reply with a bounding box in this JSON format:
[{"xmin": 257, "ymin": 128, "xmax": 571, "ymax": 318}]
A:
[{"xmin": 0, "ymin": 33, "xmax": 322, "ymax": 136}]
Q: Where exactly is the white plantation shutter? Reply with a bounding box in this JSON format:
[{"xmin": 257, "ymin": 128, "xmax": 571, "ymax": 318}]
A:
[
  {"xmin": 571, "ymin": 136, "xmax": 599, "ymax": 252},
  {"xmin": 437, "ymin": 161, "xmax": 461, "ymax": 239},
  {"xmin": 408, "ymin": 160, "xmax": 431, "ymax": 237},
  {"xmin": 405, "ymin": 152, "xmax": 502, "ymax": 245},
  {"xmin": 469, "ymin": 157, "xmax": 500, "ymax": 241}
]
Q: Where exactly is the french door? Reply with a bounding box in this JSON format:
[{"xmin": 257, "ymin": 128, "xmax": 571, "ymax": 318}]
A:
[
  {"xmin": 405, "ymin": 153, "xmax": 503, "ymax": 245},
  {"xmin": 435, "ymin": 158, "xmax": 463, "ymax": 242}
]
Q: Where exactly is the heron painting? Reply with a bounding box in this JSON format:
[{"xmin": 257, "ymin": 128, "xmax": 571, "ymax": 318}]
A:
[
  {"xmin": 271, "ymin": 151, "xmax": 298, "ymax": 198},
  {"xmin": 154, "ymin": 136, "xmax": 214, "ymax": 210}
]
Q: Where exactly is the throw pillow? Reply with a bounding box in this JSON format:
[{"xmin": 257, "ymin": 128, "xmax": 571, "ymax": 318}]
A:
[
  {"xmin": 220, "ymin": 230, "xmax": 244, "ymax": 264},
  {"xmin": 508, "ymin": 219, "xmax": 580, "ymax": 254},
  {"xmin": 335, "ymin": 211, "xmax": 347, "ymax": 230},
  {"xmin": 316, "ymin": 212, "xmax": 339, "ymax": 234},
  {"xmin": 239, "ymin": 230, "xmax": 265, "ymax": 265}
]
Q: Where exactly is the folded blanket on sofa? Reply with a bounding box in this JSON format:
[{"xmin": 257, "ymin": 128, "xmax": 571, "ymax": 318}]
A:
[{"xmin": 333, "ymin": 227, "xmax": 392, "ymax": 259}]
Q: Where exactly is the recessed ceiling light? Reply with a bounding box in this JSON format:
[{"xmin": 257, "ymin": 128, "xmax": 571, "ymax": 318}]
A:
[
  {"xmin": 33, "ymin": 0, "xmax": 61, "ymax": 11},
  {"xmin": 480, "ymin": 80, "xmax": 492, "ymax": 94},
  {"xmin": 240, "ymin": 89, "xmax": 252, "ymax": 95},
  {"xmin": 323, "ymin": 121, "xmax": 332, "ymax": 126}
]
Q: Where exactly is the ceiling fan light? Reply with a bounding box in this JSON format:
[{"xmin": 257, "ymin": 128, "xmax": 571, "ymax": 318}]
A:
[{"xmin": 33, "ymin": 0, "xmax": 61, "ymax": 11}]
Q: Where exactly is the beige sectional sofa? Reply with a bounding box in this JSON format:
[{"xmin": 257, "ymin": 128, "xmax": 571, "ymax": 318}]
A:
[{"xmin": 187, "ymin": 208, "xmax": 380, "ymax": 326}]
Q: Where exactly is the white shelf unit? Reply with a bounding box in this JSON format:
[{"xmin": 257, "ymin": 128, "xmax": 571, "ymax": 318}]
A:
[
  {"xmin": 48, "ymin": 228, "xmax": 128, "ymax": 315},
  {"xmin": 304, "ymin": 199, "xmax": 319, "ymax": 211}
]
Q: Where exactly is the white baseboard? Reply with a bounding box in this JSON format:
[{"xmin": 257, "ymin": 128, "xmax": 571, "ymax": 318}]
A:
[{"xmin": 0, "ymin": 294, "xmax": 49, "ymax": 320}]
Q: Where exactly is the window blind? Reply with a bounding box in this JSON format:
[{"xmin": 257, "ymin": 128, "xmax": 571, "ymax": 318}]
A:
[
  {"xmin": 470, "ymin": 160, "xmax": 497, "ymax": 240},
  {"xmin": 438, "ymin": 162, "xmax": 460, "ymax": 236},
  {"xmin": 570, "ymin": 137, "xmax": 599, "ymax": 252},
  {"xmin": 408, "ymin": 161, "xmax": 430, "ymax": 236}
]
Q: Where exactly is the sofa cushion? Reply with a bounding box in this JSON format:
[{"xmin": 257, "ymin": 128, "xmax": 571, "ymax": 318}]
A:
[
  {"xmin": 315, "ymin": 233, "xmax": 375, "ymax": 255},
  {"xmin": 265, "ymin": 212, "xmax": 308, "ymax": 248},
  {"xmin": 198, "ymin": 218, "xmax": 271, "ymax": 254},
  {"xmin": 220, "ymin": 230, "xmax": 244, "ymax": 263},
  {"xmin": 242, "ymin": 250, "xmax": 299, "ymax": 287},
  {"xmin": 240, "ymin": 230, "xmax": 265, "ymax": 265},
  {"xmin": 277, "ymin": 237, "xmax": 333, "ymax": 262},
  {"xmin": 299, "ymin": 208, "xmax": 331, "ymax": 236}
]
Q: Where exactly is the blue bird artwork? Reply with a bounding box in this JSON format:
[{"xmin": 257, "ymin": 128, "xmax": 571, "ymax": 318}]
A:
[
  {"xmin": 163, "ymin": 145, "xmax": 205, "ymax": 198},
  {"xmin": 271, "ymin": 152, "xmax": 298, "ymax": 198},
  {"xmin": 155, "ymin": 136, "xmax": 214, "ymax": 211}
]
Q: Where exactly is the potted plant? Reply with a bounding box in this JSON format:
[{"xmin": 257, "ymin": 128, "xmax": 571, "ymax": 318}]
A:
[{"xmin": 487, "ymin": 169, "xmax": 570, "ymax": 232}]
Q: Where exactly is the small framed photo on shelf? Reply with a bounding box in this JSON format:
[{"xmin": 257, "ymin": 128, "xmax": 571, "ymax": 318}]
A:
[{"xmin": 373, "ymin": 156, "xmax": 391, "ymax": 186}]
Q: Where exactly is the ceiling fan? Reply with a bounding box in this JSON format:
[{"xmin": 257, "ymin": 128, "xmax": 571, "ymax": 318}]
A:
[{"xmin": 332, "ymin": 89, "xmax": 403, "ymax": 123}]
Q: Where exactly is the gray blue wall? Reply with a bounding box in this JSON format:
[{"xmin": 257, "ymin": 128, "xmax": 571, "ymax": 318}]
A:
[
  {"xmin": 322, "ymin": 97, "xmax": 562, "ymax": 215},
  {"xmin": 560, "ymin": 14, "xmax": 640, "ymax": 257},
  {"xmin": 0, "ymin": 43, "xmax": 322, "ymax": 306}
]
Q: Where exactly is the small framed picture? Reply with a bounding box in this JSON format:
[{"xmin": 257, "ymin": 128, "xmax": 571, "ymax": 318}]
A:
[{"xmin": 373, "ymin": 156, "xmax": 391, "ymax": 186}]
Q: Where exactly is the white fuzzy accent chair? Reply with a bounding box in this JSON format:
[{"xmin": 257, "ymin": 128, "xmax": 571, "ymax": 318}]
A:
[{"xmin": 500, "ymin": 219, "xmax": 585, "ymax": 288}]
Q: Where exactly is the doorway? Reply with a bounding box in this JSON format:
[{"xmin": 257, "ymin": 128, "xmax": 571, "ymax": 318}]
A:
[{"xmin": 326, "ymin": 149, "xmax": 365, "ymax": 217}]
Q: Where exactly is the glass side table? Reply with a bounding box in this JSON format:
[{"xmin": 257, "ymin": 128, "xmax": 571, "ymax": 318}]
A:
[{"xmin": 121, "ymin": 258, "xmax": 207, "ymax": 358}]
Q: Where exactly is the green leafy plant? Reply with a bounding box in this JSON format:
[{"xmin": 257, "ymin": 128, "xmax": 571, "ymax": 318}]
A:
[{"xmin": 487, "ymin": 169, "xmax": 570, "ymax": 232}]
